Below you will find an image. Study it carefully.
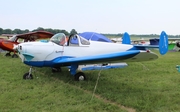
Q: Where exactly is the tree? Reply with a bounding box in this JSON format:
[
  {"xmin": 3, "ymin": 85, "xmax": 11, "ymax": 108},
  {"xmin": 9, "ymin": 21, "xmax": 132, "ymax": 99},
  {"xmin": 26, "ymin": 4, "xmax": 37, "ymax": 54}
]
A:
[
  {"xmin": 3, "ymin": 29, "xmax": 12, "ymax": 34},
  {"xmin": 70, "ymin": 29, "xmax": 77, "ymax": 35},
  {"xmin": 0, "ymin": 28, "xmax": 3, "ymax": 35},
  {"xmin": 45, "ymin": 28, "xmax": 54, "ymax": 34},
  {"xmin": 61, "ymin": 30, "xmax": 69, "ymax": 35},
  {"xmin": 32, "ymin": 27, "xmax": 44, "ymax": 32},
  {"xmin": 24, "ymin": 29, "xmax": 30, "ymax": 33},
  {"xmin": 13, "ymin": 29, "xmax": 22, "ymax": 34}
]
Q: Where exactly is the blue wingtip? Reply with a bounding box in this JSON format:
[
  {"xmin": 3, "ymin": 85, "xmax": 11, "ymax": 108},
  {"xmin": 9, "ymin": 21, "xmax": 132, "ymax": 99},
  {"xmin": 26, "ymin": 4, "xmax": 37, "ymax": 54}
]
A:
[
  {"xmin": 159, "ymin": 31, "xmax": 168, "ymax": 55},
  {"xmin": 122, "ymin": 32, "xmax": 131, "ymax": 44}
]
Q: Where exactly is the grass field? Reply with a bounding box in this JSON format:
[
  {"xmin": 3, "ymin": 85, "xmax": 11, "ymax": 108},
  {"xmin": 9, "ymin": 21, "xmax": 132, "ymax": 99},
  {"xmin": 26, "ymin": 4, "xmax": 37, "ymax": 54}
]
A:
[{"xmin": 0, "ymin": 50, "xmax": 180, "ymax": 112}]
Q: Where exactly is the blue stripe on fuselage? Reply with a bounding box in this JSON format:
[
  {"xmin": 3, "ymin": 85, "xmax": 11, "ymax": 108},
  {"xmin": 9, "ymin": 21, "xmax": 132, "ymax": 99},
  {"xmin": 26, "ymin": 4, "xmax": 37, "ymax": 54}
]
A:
[
  {"xmin": 23, "ymin": 51, "xmax": 139, "ymax": 67},
  {"xmin": 24, "ymin": 56, "xmax": 74, "ymax": 67}
]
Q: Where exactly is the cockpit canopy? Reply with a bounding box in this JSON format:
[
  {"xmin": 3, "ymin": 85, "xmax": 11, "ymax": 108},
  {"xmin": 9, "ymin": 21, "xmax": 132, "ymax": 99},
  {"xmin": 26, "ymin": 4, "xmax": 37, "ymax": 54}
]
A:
[
  {"xmin": 50, "ymin": 33, "xmax": 66, "ymax": 45},
  {"xmin": 9, "ymin": 35, "xmax": 17, "ymax": 41},
  {"xmin": 50, "ymin": 33, "xmax": 90, "ymax": 46}
]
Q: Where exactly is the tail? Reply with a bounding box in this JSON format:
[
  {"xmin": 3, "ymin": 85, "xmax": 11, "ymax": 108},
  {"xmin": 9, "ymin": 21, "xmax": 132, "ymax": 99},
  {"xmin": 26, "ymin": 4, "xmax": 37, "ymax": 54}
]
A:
[
  {"xmin": 122, "ymin": 32, "xmax": 131, "ymax": 44},
  {"xmin": 159, "ymin": 31, "xmax": 168, "ymax": 55}
]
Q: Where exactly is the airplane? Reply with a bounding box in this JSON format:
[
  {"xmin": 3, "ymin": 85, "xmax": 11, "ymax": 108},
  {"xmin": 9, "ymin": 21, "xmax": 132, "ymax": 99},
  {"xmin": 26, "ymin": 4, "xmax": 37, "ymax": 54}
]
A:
[
  {"xmin": 0, "ymin": 31, "xmax": 54, "ymax": 58},
  {"xmin": 166, "ymin": 38, "xmax": 180, "ymax": 51},
  {"xmin": 14, "ymin": 31, "xmax": 168, "ymax": 81},
  {"xmin": 149, "ymin": 38, "xmax": 180, "ymax": 51}
]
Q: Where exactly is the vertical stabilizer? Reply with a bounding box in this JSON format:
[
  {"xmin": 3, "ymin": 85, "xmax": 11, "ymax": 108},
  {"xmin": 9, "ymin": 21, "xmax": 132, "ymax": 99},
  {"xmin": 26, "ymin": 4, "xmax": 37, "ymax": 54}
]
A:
[
  {"xmin": 159, "ymin": 31, "xmax": 168, "ymax": 55},
  {"xmin": 122, "ymin": 32, "xmax": 131, "ymax": 44}
]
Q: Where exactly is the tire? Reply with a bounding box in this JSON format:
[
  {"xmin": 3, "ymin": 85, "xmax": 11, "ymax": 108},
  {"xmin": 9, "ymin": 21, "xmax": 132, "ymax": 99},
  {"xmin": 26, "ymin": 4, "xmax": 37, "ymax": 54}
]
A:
[
  {"xmin": 5, "ymin": 53, "xmax": 11, "ymax": 56},
  {"xmin": 23, "ymin": 73, "xmax": 33, "ymax": 79},
  {"xmin": 12, "ymin": 54, "xmax": 18, "ymax": 58},
  {"xmin": 74, "ymin": 72, "xmax": 86, "ymax": 81},
  {"xmin": 176, "ymin": 42, "xmax": 180, "ymax": 48}
]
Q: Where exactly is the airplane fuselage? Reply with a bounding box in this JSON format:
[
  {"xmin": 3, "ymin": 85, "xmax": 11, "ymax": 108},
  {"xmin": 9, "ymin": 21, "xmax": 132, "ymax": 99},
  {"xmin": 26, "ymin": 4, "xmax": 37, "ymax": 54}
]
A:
[{"xmin": 17, "ymin": 40, "xmax": 158, "ymax": 67}]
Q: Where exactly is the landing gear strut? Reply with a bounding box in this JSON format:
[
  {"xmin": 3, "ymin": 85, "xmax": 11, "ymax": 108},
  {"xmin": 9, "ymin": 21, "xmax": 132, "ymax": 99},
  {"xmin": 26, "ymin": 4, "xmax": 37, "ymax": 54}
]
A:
[{"xmin": 23, "ymin": 66, "xmax": 33, "ymax": 79}]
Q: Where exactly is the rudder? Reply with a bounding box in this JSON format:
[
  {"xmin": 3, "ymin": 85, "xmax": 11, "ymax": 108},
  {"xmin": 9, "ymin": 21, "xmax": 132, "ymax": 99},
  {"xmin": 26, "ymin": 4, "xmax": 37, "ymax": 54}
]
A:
[
  {"xmin": 159, "ymin": 31, "xmax": 168, "ymax": 55},
  {"xmin": 122, "ymin": 32, "xmax": 131, "ymax": 44}
]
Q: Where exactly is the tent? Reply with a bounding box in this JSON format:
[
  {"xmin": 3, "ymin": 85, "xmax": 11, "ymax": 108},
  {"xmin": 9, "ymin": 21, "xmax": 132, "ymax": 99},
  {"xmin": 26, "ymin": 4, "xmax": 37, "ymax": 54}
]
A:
[{"xmin": 79, "ymin": 32, "xmax": 112, "ymax": 42}]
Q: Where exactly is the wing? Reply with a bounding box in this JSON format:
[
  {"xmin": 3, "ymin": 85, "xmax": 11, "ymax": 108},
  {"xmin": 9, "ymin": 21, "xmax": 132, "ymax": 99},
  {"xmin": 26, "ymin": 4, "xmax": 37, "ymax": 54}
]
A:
[
  {"xmin": 53, "ymin": 50, "xmax": 140, "ymax": 66},
  {"xmin": 16, "ymin": 31, "xmax": 53, "ymax": 41}
]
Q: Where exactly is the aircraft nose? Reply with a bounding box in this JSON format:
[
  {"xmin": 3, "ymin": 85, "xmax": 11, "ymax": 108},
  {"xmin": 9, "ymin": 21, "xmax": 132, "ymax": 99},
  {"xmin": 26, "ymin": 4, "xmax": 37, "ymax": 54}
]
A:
[{"xmin": 15, "ymin": 44, "xmax": 24, "ymax": 54}]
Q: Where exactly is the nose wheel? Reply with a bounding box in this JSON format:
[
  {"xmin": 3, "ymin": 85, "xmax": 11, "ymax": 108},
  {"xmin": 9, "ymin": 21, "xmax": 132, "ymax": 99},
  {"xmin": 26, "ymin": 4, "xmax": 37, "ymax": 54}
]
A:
[
  {"xmin": 23, "ymin": 66, "xmax": 33, "ymax": 80},
  {"xmin": 23, "ymin": 73, "xmax": 33, "ymax": 79}
]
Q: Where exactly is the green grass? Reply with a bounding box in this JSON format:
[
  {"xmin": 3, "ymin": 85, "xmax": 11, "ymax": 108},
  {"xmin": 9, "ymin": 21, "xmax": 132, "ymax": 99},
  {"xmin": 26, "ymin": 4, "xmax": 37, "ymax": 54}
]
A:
[{"xmin": 1, "ymin": 51, "xmax": 180, "ymax": 112}]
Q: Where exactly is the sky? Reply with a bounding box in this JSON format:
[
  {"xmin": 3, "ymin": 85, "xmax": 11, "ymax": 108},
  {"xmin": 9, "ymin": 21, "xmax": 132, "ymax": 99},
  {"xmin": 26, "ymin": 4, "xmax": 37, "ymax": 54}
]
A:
[{"xmin": 0, "ymin": 0, "xmax": 180, "ymax": 35}]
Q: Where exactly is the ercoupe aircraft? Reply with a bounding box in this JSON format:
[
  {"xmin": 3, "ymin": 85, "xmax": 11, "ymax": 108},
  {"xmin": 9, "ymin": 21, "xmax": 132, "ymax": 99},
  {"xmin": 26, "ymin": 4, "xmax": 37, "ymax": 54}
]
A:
[
  {"xmin": 15, "ymin": 31, "xmax": 168, "ymax": 81},
  {"xmin": 0, "ymin": 31, "xmax": 53, "ymax": 58}
]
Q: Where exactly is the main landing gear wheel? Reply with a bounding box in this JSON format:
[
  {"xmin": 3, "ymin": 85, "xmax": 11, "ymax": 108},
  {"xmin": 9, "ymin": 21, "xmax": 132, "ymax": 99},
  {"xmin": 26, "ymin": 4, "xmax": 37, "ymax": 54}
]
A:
[
  {"xmin": 23, "ymin": 73, "xmax": 33, "ymax": 79},
  {"xmin": 176, "ymin": 42, "xmax": 180, "ymax": 48},
  {"xmin": 5, "ymin": 52, "xmax": 11, "ymax": 56},
  {"xmin": 12, "ymin": 54, "xmax": 18, "ymax": 58},
  {"xmin": 74, "ymin": 72, "xmax": 86, "ymax": 81}
]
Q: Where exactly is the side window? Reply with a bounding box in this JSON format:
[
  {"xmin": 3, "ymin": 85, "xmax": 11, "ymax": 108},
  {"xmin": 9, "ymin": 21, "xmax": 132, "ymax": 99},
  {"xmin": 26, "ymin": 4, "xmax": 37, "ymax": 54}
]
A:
[{"xmin": 79, "ymin": 36, "xmax": 90, "ymax": 45}]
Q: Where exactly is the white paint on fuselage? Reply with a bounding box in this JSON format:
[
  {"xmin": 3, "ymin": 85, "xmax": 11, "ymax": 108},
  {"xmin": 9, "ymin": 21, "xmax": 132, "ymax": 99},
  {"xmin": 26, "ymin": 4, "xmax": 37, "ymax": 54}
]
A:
[{"xmin": 18, "ymin": 40, "xmax": 158, "ymax": 63}]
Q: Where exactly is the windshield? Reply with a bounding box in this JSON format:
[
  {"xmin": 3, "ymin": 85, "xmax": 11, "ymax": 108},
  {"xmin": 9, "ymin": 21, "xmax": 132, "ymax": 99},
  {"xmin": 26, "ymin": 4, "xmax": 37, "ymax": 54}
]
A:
[
  {"xmin": 50, "ymin": 33, "xmax": 66, "ymax": 45},
  {"xmin": 9, "ymin": 35, "xmax": 17, "ymax": 41}
]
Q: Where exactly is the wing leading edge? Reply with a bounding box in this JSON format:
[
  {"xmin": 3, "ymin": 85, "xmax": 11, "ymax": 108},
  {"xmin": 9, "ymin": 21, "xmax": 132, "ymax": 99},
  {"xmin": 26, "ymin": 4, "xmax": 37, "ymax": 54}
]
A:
[{"xmin": 53, "ymin": 50, "xmax": 140, "ymax": 65}]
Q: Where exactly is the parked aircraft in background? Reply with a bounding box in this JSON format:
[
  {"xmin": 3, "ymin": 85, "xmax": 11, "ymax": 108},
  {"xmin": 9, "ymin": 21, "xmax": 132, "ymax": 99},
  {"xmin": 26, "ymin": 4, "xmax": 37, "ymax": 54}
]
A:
[
  {"xmin": 167, "ymin": 38, "xmax": 180, "ymax": 51},
  {"xmin": 14, "ymin": 31, "xmax": 168, "ymax": 81},
  {"xmin": 0, "ymin": 31, "xmax": 53, "ymax": 58},
  {"xmin": 122, "ymin": 33, "xmax": 180, "ymax": 52},
  {"xmin": 147, "ymin": 38, "xmax": 180, "ymax": 51}
]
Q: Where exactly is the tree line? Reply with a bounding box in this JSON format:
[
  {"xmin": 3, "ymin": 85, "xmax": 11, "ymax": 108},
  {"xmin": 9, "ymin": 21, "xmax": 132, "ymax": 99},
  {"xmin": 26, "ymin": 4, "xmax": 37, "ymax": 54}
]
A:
[
  {"xmin": 0, "ymin": 27, "xmax": 77, "ymax": 36},
  {"xmin": 0, "ymin": 27, "xmax": 179, "ymax": 38}
]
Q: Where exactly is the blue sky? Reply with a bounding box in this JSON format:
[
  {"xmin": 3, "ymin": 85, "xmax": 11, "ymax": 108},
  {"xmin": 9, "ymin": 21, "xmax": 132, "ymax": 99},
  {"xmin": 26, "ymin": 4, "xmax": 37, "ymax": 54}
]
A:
[{"xmin": 0, "ymin": 0, "xmax": 180, "ymax": 35}]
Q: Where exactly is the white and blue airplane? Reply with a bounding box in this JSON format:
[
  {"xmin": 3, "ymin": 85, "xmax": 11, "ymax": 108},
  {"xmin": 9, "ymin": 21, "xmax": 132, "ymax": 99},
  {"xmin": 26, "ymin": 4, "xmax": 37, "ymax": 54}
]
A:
[{"xmin": 14, "ymin": 31, "xmax": 168, "ymax": 81}]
